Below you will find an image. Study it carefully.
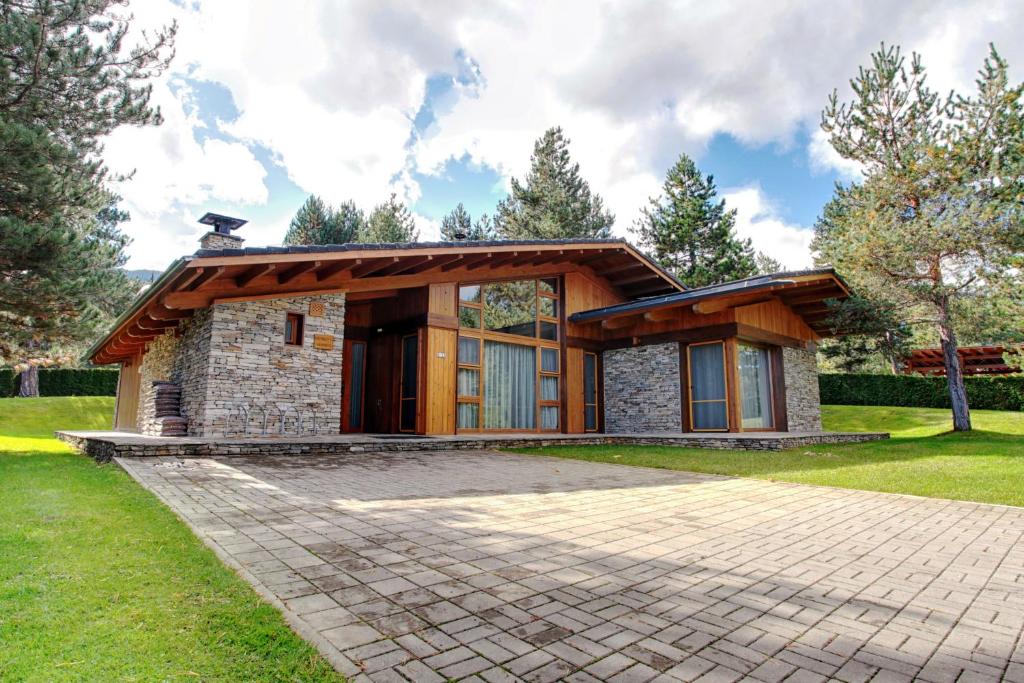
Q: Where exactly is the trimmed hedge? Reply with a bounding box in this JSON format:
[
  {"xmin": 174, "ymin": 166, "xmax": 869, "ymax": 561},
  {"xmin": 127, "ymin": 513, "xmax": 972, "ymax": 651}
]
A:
[
  {"xmin": 0, "ymin": 368, "xmax": 118, "ymax": 397},
  {"xmin": 820, "ymin": 373, "xmax": 1024, "ymax": 412}
]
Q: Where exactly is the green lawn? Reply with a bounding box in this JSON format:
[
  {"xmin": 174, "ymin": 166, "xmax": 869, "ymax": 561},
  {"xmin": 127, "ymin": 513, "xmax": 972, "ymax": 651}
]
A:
[
  {"xmin": 512, "ymin": 405, "xmax": 1024, "ymax": 507},
  {"xmin": 0, "ymin": 397, "xmax": 344, "ymax": 682}
]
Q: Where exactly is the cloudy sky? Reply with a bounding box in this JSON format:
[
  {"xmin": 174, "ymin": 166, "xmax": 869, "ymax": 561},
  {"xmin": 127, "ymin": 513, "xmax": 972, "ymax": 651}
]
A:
[{"xmin": 106, "ymin": 0, "xmax": 1023, "ymax": 271}]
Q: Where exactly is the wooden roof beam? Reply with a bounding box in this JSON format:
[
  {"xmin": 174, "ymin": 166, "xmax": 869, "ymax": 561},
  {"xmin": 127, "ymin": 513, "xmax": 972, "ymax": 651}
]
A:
[
  {"xmin": 316, "ymin": 259, "xmax": 360, "ymax": 282},
  {"xmin": 644, "ymin": 308, "xmax": 679, "ymax": 323},
  {"xmin": 377, "ymin": 255, "xmax": 432, "ymax": 276},
  {"xmin": 528, "ymin": 250, "xmax": 566, "ymax": 267},
  {"xmin": 470, "ymin": 251, "xmax": 519, "ymax": 271},
  {"xmin": 445, "ymin": 253, "xmax": 491, "ymax": 271},
  {"xmin": 602, "ymin": 314, "xmax": 642, "ymax": 330},
  {"xmin": 278, "ymin": 260, "xmax": 322, "ymax": 284},
  {"xmin": 235, "ymin": 263, "xmax": 276, "ymax": 287},
  {"xmin": 149, "ymin": 303, "xmax": 190, "ymax": 320},
  {"xmin": 351, "ymin": 257, "xmax": 399, "ymax": 278},
  {"xmin": 185, "ymin": 266, "xmax": 226, "ymax": 291},
  {"xmin": 410, "ymin": 253, "xmax": 461, "ymax": 273}
]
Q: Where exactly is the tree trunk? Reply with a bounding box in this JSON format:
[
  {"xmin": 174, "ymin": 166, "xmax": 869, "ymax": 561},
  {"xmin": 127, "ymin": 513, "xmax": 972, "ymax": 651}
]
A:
[
  {"xmin": 936, "ymin": 305, "xmax": 971, "ymax": 431},
  {"xmin": 17, "ymin": 365, "xmax": 39, "ymax": 398}
]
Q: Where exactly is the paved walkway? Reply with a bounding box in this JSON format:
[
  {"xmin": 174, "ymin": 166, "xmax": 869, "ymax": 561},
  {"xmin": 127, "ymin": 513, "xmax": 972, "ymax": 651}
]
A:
[{"xmin": 119, "ymin": 451, "xmax": 1024, "ymax": 682}]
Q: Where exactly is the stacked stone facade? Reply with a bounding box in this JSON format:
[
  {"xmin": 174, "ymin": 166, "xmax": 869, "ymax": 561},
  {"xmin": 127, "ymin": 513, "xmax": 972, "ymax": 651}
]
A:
[
  {"xmin": 602, "ymin": 343, "xmax": 682, "ymax": 432},
  {"xmin": 201, "ymin": 294, "xmax": 345, "ymax": 436},
  {"xmin": 133, "ymin": 293, "xmax": 345, "ymax": 438},
  {"xmin": 198, "ymin": 231, "xmax": 244, "ymax": 251},
  {"xmin": 136, "ymin": 331, "xmax": 180, "ymax": 435},
  {"xmin": 782, "ymin": 346, "xmax": 823, "ymax": 431}
]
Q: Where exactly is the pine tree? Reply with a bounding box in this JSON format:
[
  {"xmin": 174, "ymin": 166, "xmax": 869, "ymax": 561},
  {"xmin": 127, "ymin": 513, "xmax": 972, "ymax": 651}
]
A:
[
  {"xmin": 473, "ymin": 213, "xmax": 496, "ymax": 240},
  {"xmin": 815, "ymin": 44, "xmax": 1024, "ymax": 431},
  {"xmin": 495, "ymin": 127, "xmax": 614, "ymax": 239},
  {"xmin": 361, "ymin": 193, "xmax": 419, "ymax": 243},
  {"xmin": 0, "ymin": 1, "xmax": 175, "ymax": 375},
  {"xmin": 634, "ymin": 154, "xmax": 756, "ymax": 288},
  {"xmin": 283, "ymin": 195, "xmax": 332, "ymax": 244},
  {"xmin": 754, "ymin": 252, "xmax": 784, "ymax": 275},
  {"xmin": 440, "ymin": 203, "xmax": 473, "ymax": 240},
  {"xmin": 328, "ymin": 200, "xmax": 364, "ymax": 244},
  {"xmin": 283, "ymin": 196, "xmax": 364, "ymax": 245}
]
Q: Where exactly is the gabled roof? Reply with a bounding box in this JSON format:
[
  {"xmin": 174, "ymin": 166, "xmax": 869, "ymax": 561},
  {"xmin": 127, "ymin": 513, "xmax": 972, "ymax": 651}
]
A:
[
  {"xmin": 88, "ymin": 238, "xmax": 683, "ymax": 364},
  {"xmin": 569, "ymin": 267, "xmax": 852, "ymax": 335}
]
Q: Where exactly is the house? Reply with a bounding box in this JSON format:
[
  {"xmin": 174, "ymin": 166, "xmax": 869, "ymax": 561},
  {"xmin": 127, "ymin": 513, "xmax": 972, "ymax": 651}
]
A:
[{"xmin": 88, "ymin": 216, "xmax": 852, "ymax": 439}]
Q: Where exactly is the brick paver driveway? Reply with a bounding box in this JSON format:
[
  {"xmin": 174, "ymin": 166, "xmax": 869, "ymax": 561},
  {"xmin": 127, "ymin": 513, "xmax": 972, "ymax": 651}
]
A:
[{"xmin": 119, "ymin": 451, "xmax": 1024, "ymax": 683}]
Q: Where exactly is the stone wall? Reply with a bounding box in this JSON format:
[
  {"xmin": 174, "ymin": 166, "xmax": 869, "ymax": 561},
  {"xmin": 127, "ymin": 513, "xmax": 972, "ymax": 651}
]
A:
[
  {"xmin": 198, "ymin": 231, "xmax": 244, "ymax": 251},
  {"xmin": 603, "ymin": 342, "xmax": 682, "ymax": 432},
  {"xmin": 783, "ymin": 346, "xmax": 823, "ymax": 431},
  {"xmin": 136, "ymin": 331, "xmax": 180, "ymax": 435},
  {"xmin": 171, "ymin": 308, "xmax": 213, "ymax": 434},
  {"xmin": 201, "ymin": 294, "xmax": 346, "ymax": 436}
]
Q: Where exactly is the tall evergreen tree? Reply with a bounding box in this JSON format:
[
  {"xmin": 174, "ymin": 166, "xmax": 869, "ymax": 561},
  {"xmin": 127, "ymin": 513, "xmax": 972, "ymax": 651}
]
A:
[
  {"xmin": 283, "ymin": 195, "xmax": 332, "ymax": 244},
  {"xmin": 815, "ymin": 44, "xmax": 1024, "ymax": 431},
  {"xmin": 283, "ymin": 195, "xmax": 363, "ymax": 245},
  {"xmin": 634, "ymin": 154, "xmax": 756, "ymax": 288},
  {"xmin": 0, "ymin": 0, "xmax": 176, "ymax": 374},
  {"xmin": 495, "ymin": 127, "xmax": 614, "ymax": 239},
  {"xmin": 754, "ymin": 252, "xmax": 784, "ymax": 275},
  {"xmin": 473, "ymin": 213, "xmax": 496, "ymax": 240},
  {"xmin": 440, "ymin": 202, "xmax": 473, "ymax": 240},
  {"xmin": 360, "ymin": 193, "xmax": 419, "ymax": 243}
]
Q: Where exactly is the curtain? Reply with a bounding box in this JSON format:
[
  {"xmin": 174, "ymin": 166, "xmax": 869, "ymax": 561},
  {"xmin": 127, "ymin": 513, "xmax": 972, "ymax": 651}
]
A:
[
  {"xmin": 739, "ymin": 344, "xmax": 773, "ymax": 429},
  {"xmin": 690, "ymin": 343, "xmax": 727, "ymax": 430},
  {"xmin": 484, "ymin": 340, "xmax": 536, "ymax": 429}
]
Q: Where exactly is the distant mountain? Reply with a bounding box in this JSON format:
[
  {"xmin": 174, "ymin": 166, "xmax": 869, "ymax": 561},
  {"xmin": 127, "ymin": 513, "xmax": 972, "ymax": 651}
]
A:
[{"xmin": 123, "ymin": 269, "xmax": 162, "ymax": 283}]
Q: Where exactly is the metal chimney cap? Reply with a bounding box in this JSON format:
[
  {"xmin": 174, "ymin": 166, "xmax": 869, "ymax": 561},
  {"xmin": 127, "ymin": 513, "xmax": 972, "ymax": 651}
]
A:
[{"xmin": 198, "ymin": 212, "xmax": 248, "ymax": 235}]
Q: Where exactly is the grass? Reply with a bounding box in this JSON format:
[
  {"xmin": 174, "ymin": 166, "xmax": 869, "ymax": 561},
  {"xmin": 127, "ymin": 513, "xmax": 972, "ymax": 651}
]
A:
[
  {"xmin": 511, "ymin": 404, "xmax": 1024, "ymax": 507},
  {"xmin": 0, "ymin": 397, "xmax": 344, "ymax": 682}
]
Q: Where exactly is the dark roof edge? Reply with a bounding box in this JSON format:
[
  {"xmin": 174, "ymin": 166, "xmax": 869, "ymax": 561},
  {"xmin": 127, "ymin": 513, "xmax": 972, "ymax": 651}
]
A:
[
  {"xmin": 569, "ymin": 267, "xmax": 846, "ymax": 323},
  {"xmin": 84, "ymin": 257, "xmax": 192, "ymax": 363}
]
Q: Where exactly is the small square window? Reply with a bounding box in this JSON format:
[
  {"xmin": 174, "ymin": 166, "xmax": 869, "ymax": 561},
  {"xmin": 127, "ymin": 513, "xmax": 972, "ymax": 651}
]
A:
[{"xmin": 285, "ymin": 312, "xmax": 304, "ymax": 346}]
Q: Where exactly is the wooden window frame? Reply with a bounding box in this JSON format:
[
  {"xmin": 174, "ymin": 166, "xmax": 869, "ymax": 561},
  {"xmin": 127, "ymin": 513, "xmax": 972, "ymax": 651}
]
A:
[
  {"xmin": 686, "ymin": 340, "xmax": 730, "ymax": 432},
  {"xmin": 284, "ymin": 312, "xmax": 304, "ymax": 346},
  {"xmin": 454, "ymin": 278, "xmax": 562, "ymax": 434},
  {"xmin": 456, "ymin": 335, "xmax": 482, "ymax": 432}
]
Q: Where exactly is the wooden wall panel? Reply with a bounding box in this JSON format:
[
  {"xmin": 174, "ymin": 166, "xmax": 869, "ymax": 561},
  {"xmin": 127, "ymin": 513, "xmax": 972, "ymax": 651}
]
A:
[
  {"xmin": 424, "ymin": 326, "xmax": 457, "ymax": 435},
  {"xmin": 564, "ymin": 271, "xmax": 625, "ymax": 340},
  {"xmin": 114, "ymin": 357, "xmax": 141, "ymax": 431},
  {"xmin": 565, "ymin": 347, "xmax": 584, "ymax": 433},
  {"xmin": 429, "ymin": 283, "xmax": 456, "ymax": 316},
  {"xmin": 734, "ymin": 300, "xmax": 818, "ymax": 342}
]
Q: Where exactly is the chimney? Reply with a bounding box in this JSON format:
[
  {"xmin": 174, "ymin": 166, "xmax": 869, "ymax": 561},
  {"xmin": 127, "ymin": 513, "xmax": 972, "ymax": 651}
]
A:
[{"xmin": 197, "ymin": 212, "xmax": 247, "ymax": 251}]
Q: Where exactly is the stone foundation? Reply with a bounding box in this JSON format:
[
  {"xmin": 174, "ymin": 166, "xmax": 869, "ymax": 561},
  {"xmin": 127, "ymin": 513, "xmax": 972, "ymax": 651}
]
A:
[
  {"xmin": 603, "ymin": 343, "xmax": 682, "ymax": 432},
  {"xmin": 783, "ymin": 346, "xmax": 823, "ymax": 431}
]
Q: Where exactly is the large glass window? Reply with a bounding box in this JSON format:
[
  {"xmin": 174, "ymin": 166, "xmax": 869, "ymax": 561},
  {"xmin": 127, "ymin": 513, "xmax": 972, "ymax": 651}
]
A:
[
  {"xmin": 484, "ymin": 281, "xmax": 536, "ymax": 337},
  {"xmin": 688, "ymin": 342, "xmax": 728, "ymax": 431},
  {"xmin": 483, "ymin": 341, "xmax": 536, "ymax": 430},
  {"xmin": 739, "ymin": 344, "xmax": 773, "ymax": 429},
  {"xmin": 457, "ymin": 279, "xmax": 561, "ymax": 432}
]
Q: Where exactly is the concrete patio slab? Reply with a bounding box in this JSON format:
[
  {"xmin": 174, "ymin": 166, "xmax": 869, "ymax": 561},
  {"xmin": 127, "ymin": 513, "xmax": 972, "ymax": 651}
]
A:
[{"xmin": 117, "ymin": 450, "xmax": 1024, "ymax": 682}]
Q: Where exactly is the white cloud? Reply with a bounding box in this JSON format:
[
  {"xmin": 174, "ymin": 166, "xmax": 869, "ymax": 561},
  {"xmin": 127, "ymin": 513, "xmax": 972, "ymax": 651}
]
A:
[
  {"xmin": 105, "ymin": 0, "xmax": 1024, "ymax": 268},
  {"xmin": 722, "ymin": 186, "xmax": 815, "ymax": 269}
]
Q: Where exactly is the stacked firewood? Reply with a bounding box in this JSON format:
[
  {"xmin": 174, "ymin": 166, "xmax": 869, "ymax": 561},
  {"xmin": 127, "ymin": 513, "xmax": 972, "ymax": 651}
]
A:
[{"xmin": 152, "ymin": 381, "xmax": 188, "ymax": 436}]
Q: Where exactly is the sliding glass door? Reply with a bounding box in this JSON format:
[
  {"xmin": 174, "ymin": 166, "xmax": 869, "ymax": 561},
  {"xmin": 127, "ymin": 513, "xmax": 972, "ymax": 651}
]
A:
[{"xmin": 738, "ymin": 343, "xmax": 773, "ymax": 429}]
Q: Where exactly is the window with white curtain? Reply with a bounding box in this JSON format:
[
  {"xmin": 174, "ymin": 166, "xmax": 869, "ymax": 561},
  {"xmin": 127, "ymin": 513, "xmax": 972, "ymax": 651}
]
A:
[
  {"xmin": 738, "ymin": 343, "xmax": 773, "ymax": 429},
  {"xmin": 483, "ymin": 340, "xmax": 536, "ymax": 430},
  {"xmin": 688, "ymin": 342, "xmax": 728, "ymax": 430}
]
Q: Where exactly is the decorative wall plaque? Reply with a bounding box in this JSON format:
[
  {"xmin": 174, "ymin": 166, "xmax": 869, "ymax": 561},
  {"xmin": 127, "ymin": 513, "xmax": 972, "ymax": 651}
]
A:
[
  {"xmin": 313, "ymin": 333, "xmax": 334, "ymax": 350},
  {"xmin": 308, "ymin": 301, "xmax": 325, "ymax": 317}
]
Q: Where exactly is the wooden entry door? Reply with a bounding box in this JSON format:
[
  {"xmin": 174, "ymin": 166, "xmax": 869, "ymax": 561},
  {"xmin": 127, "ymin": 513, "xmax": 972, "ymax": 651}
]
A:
[{"xmin": 341, "ymin": 339, "xmax": 367, "ymax": 433}]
